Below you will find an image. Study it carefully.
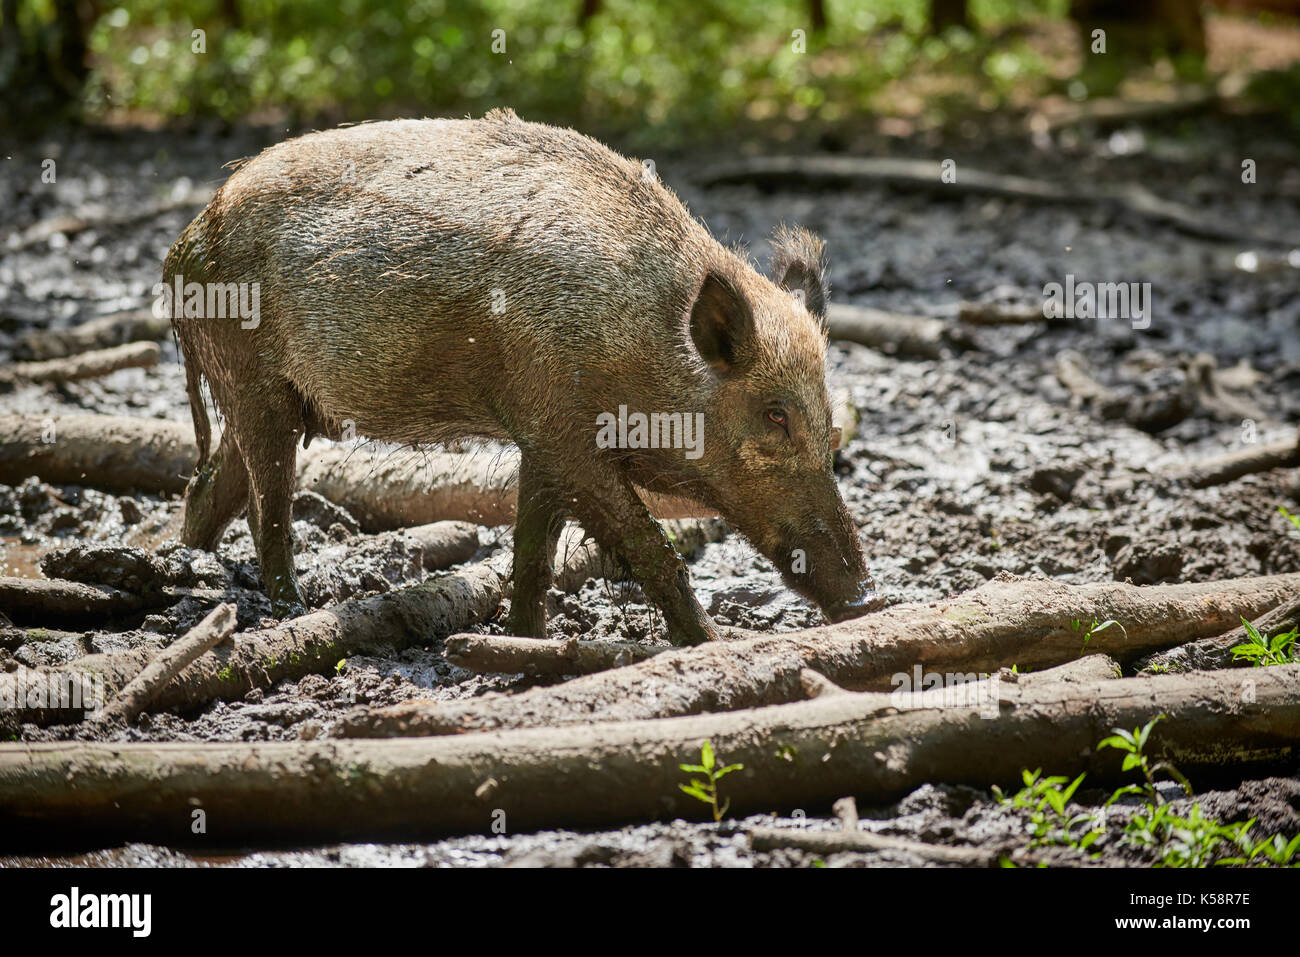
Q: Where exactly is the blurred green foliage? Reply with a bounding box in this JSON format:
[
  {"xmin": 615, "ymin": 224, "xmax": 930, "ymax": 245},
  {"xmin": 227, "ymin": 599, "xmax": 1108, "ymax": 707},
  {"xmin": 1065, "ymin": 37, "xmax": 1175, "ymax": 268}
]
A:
[{"xmin": 62, "ymin": 0, "xmax": 1069, "ymax": 143}]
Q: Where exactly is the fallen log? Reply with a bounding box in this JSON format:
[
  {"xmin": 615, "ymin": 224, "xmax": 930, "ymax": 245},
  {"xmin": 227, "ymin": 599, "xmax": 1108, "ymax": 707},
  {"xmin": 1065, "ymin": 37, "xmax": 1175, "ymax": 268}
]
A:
[
  {"xmin": 13, "ymin": 308, "xmax": 172, "ymax": 361},
  {"xmin": 751, "ymin": 794, "xmax": 997, "ymax": 865},
  {"xmin": 1138, "ymin": 593, "xmax": 1300, "ymax": 674},
  {"xmin": 957, "ymin": 301, "xmax": 1052, "ymax": 326},
  {"xmin": 0, "ymin": 413, "xmax": 196, "ymax": 494},
  {"xmin": 2, "ymin": 186, "xmax": 214, "ymax": 253},
  {"xmin": 296, "ymin": 445, "xmax": 519, "ymax": 530},
  {"xmin": 385, "ymin": 521, "xmax": 481, "ymax": 571},
  {"xmin": 0, "ymin": 342, "xmax": 159, "ymax": 388},
  {"xmin": 826, "ymin": 303, "xmax": 974, "ymax": 359},
  {"xmin": 0, "ymin": 563, "xmax": 501, "ymax": 726},
  {"xmin": 337, "ymin": 572, "xmax": 1300, "ymax": 737},
  {"xmin": 93, "ymin": 603, "xmax": 237, "ymax": 725},
  {"xmin": 696, "ymin": 155, "xmax": 1292, "ymax": 247},
  {"xmin": 444, "ymin": 633, "xmax": 658, "ymax": 676},
  {"xmin": 0, "ymin": 412, "xmax": 717, "ymax": 526},
  {"xmin": 3, "ymin": 663, "xmax": 1295, "ymax": 844},
  {"xmin": 549, "ymin": 517, "xmax": 728, "ymax": 593},
  {"xmin": 0, "ymin": 576, "xmax": 160, "ymax": 625},
  {"xmin": 1166, "ymin": 434, "xmax": 1300, "ymax": 489}
]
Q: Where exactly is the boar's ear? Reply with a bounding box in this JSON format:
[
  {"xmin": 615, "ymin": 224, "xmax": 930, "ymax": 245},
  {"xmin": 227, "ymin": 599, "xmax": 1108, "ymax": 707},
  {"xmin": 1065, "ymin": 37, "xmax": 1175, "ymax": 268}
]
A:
[
  {"xmin": 689, "ymin": 270, "xmax": 754, "ymax": 374},
  {"xmin": 770, "ymin": 225, "xmax": 828, "ymax": 320}
]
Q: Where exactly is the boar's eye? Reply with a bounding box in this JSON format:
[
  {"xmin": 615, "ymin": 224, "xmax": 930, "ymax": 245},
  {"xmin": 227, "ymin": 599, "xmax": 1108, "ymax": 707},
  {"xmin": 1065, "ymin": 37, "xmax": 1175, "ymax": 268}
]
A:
[{"xmin": 766, "ymin": 408, "xmax": 789, "ymax": 436}]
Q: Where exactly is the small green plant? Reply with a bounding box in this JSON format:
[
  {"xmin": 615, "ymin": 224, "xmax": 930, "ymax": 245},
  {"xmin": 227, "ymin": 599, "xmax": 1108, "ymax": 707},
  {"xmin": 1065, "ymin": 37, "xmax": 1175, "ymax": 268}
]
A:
[
  {"xmin": 679, "ymin": 740, "xmax": 743, "ymax": 822},
  {"xmin": 1098, "ymin": 714, "xmax": 1191, "ymax": 802},
  {"xmin": 1121, "ymin": 802, "xmax": 1254, "ymax": 868},
  {"xmin": 1070, "ymin": 617, "xmax": 1127, "ymax": 655},
  {"xmin": 993, "ymin": 769, "xmax": 1101, "ymax": 852},
  {"xmin": 1279, "ymin": 505, "xmax": 1300, "ymax": 532},
  {"xmin": 335, "ymin": 658, "xmax": 348, "ymax": 675},
  {"xmin": 1000, "ymin": 716, "xmax": 1294, "ymax": 867},
  {"xmin": 1221, "ymin": 831, "xmax": 1300, "ymax": 868},
  {"xmin": 1231, "ymin": 616, "xmax": 1297, "ymax": 667}
]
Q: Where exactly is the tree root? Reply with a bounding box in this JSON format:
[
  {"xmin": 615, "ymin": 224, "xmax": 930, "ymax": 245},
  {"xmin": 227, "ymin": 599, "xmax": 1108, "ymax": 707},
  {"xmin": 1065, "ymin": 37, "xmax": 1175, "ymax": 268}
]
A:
[
  {"xmin": 0, "ymin": 563, "xmax": 501, "ymax": 726},
  {"xmin": 826, "ymin": 303, "xmax": 974, "ymax": 359},
  {"xmin": 0, "ymin": 342, "xmax": 159, "ymax": 389},
  {"xmin": 13, "ymin": 308, "xmax": 172, "ymax": 362},
  {"xmin": 2, "ymin": 662, "xmax": 1294, "ymax": 844},
  {"xmin": 336, "ymin": 572, "xmax": 1300, "ymax": 738}
]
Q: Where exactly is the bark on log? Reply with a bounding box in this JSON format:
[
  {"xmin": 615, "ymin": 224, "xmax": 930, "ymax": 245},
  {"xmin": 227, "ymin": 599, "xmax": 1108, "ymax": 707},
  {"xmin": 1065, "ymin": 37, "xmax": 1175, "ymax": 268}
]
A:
[
  {"xmin": 549, "ymin": 517, "xmax": 727, "ymax": 593},
  {"xmin": 1137, "ymin": 593, "xmax": 1300, "ymax": 674},
  {"xmin": 0, "ymin": 564, "xmax": 502, "ymax": 726},
  {"xmin": 750, "ymin": 792, "xmax": 997, "ymax": 864},
  {"xmin": 3, "ymin": 187, "xmax": 214, "ymax": 253},
  {"xmin": 3, "ymin": 663, "xmax": 1295, "ymax": 844},
  {"xmin": 826, "ymin": 303, "xmax": 974, "ymax": 359},
  {"xmin": 0, "ymin": 413, "xmax": 717, "ymax": 526},
  {"xmin": 337, "ymin": 572, "xmax": 1300, "ymax": 737},
  {"xmin": 94, "ymin": 603, "xmax": 237, "ymax": 724},
  {"xmin": 0, "ymin": 413, "xmax": 196, "ymax": 494},
  {"xmin": 384, "ymin": 521, "xmax": 481, "ymax": 571},
  {"xmin": 0, "ymin": 575, "xmax": 160, "ymax": 624},
  {"xmin": 1166, "ymin": 435, "xmax": 1300, "ymax": 489},
  {"xmin": 13, "ymin": 309, "xmax": 172, "ymax": 361},
  {"xmin": 0, "ymin": 341, "xmax": 159, "ymax": 387},
  {"xmin": 296, "ymin": 445, "xmax": 520, "ymax": 530},
  {"xmin": 444, "ymin": 633, "xmax": 658, "ymax": 676},
  {"xmin": 749, "ymin": 825, "xmax": 995, "ymax": 865},
  {"xmin": 957, "ymin": 301, "xmax": 1051, "ymax": 326}
]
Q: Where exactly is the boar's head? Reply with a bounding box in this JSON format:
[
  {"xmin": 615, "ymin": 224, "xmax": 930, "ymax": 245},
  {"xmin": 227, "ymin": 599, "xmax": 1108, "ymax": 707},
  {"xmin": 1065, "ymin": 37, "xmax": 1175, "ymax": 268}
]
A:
[{"xmin": 675, "ymin": 225, "xmax": 883, "ymax": 623}]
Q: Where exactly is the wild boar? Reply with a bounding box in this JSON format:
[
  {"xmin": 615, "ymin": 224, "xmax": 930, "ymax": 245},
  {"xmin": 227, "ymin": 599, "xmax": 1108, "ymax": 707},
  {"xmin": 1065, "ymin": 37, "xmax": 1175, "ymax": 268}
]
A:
[{"xmin": 166, "ymin": 109, "xmax": 882, "ymax": 644}]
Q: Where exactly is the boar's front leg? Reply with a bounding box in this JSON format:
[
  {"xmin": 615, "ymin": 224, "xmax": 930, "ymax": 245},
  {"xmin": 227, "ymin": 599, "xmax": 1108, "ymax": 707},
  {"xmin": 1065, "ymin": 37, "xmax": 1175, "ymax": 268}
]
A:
[
  {"xmin": 508, "ymin": 450, "xmax": 566, "ymax": 639},
  {"xmin": 537, "ymin": 449, "xmax": 717, "ymax": 646}
]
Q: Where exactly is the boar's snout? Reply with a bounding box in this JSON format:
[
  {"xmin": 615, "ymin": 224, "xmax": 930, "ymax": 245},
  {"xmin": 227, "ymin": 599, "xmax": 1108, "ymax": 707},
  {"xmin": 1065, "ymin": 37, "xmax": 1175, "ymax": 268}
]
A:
[
  {"xmin": 822, "ymin": 580, "xmax": 885, "ymax": 622},
  {"xmin": 756, "ymin": 477, "xmax": 884, "ymax": 625}
]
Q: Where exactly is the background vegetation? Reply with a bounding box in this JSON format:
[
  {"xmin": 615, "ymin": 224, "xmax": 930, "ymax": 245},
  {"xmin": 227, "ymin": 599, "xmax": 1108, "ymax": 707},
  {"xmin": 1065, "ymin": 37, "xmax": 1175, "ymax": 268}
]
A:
[{"xmin": 1, "ymin": 1, "xmax": 1298, "ymax": 143}]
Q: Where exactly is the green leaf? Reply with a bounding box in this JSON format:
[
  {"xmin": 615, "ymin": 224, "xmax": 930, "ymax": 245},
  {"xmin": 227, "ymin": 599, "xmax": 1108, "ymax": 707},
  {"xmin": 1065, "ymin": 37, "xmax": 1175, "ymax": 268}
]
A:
[
  {"xmin": 1062, "ymin": 772, "xmax": 1086, "ymax": 802},
  {"xmin": 679, "ymin": 764, "xmax": 707, "ymax": 774},
  {"xmin": 1097, "ymin": 735, "xmax": 1131, "ymax": 753},
  {"xmin": 1242, "ymin": 618, "xmax": 1264, "ymax": 645},
  {"xmin": 1122, "ymin": 753, "xmax": 1142, "ymax": 772},
  {"xmin": 700, "ymin": 740, "xmax": 715, "ymax": 772},
  {"xmin": 679, "ymin": 783, "xmax": 710, "ymax": 802}
]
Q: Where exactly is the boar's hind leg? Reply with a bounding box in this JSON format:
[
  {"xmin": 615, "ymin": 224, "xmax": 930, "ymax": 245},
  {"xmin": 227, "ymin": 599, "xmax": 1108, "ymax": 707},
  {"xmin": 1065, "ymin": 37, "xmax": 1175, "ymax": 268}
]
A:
[
  {"xmin": 234, "ymin": 387, "xmax": 305, "ymax": 617},
  {"xmin": 544, "ymin": 451, "xmax": 717, "ymax": 646},
  {"xmin": 180, "ymin": 428, "xmax": 250, "ymax": 551},
  {"xmin": 507, "ymin": 451, "xmax": 566, "ymax": 639}
]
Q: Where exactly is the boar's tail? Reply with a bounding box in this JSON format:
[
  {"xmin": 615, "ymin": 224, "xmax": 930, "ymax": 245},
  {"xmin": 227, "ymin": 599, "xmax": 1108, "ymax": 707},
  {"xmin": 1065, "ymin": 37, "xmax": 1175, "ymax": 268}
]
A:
[{"xmin": 180, "ymin": 338, "xmax": 212, "ymax": 470}]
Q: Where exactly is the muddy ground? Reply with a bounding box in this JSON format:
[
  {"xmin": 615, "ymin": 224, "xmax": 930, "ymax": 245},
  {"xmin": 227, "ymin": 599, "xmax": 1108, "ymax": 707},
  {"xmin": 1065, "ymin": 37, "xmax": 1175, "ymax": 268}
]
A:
[{"xmin": 1, "ymin": 110, "xmax": 1298, "ymax": 866}]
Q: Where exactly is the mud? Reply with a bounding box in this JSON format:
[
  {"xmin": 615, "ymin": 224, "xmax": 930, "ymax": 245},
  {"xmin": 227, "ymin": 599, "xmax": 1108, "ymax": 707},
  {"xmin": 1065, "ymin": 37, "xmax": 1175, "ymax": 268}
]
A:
[{"xmin": 1, "ymin": 111, "xmax": 1298, "ymax": 866}]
